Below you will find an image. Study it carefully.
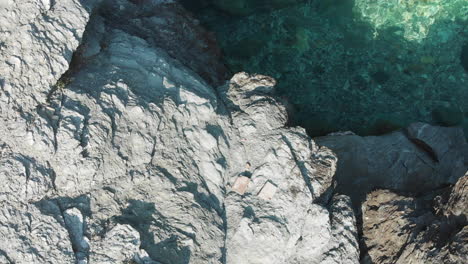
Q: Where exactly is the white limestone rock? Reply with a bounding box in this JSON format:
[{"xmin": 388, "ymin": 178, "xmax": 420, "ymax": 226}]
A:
[
  {"xmin": 90, "ymin": 224, "xmax": 141, "ymax": 263},
  {"xmin": 8, "ymin": 0, "xmax": 468, "ymax": 263},
  {"xmin": 220, "ymin": 73, "xmax": 358, "ymax": 264}
]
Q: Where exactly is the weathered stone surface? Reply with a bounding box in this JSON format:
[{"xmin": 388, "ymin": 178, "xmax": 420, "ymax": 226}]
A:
[
  {"xmin": 1, "ymin": 0, "xmax": 465, "ymax": 263},
  {"xmin": 361, "ymin": 173, "xmax": 468, "ymax": 264},
  {"xmin": 257, "ymin": 181, "xmax": 277, "ymax": 200},
  {"xmin": 232, "ymin": 176, "xmax": 250, "ymax": 195},
  {"xmin": 0, "ymin": 1, "xmax": 358, "ymax": 263},
  {"xmin": 443, "ymin": 173, "xmax": 468, "ymax": 217},
  {"xmin": 221, "ymin": 73, "xmax": 358, "ymax": 264},
  {"xmin": 316, "ymin": 124, "xmax": 467, "ymax": 205},
  {"xmin": 406, "ymin": 122, "xmax": 468, "ymax": 181},
  {"xmin": 99, "ymin": 0, "xmax": 228, "ymax": 86},
  {"xmin": 90, "ymin": 224, "xmax": 141, "ymax": 264},
  {"xmin": 63, "ymin": 208, "xmax": 89, "ymax": 262},
  {"xmin": 0, "ymin": 0, "xmax": 97, "ymax": 113},
  {"xmin": 327, "ymin": 195, "xmax": 360, "ymax": 264}
]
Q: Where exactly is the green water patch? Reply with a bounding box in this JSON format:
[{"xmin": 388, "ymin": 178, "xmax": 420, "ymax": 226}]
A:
[{"xmin": 182, "ymin": 0, "xmax": 468, "ymax": 137}]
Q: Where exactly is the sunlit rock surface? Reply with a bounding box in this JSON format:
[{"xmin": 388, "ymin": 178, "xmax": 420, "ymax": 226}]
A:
[
  {"xmin": 0, "ymin": 0, "xmax": 466, "ymax": 263},
  {"xmin": 0, "ymin": 1, "xmax": 358, "ymax": 263}
]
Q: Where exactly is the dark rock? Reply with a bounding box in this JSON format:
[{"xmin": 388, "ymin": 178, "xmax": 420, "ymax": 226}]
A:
[
  {"xmin": 461, "ymin": 42, "xmax": 468, "ymax": 72},
  {"xmin": 368, "ymin": 115, "xmax": 407, "ymax": 135},
  {"xmin": 371, "ymin": 70, "xmax": 390, "ymax": 84},
  {"xmin": 432, "ymin": 105, "xmax": 464, "ymax": 126},
  {"xmin": 210, "ymin": 0, "xmax": 302, "ymax": 16},
  {"xmin": 361, "ymin": 174, "xmax": 468, "ymax": 264},
  {"xmin": 406, "ymin": 122, "xmax": 467, "ymax": 163}
]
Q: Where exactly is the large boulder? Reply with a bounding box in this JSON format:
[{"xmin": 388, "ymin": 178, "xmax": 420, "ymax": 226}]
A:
[
  {"xmin": 219, "ymin": 73, "xmax": 359, "ymax": 264},
  {"xmin": 2, "ymin": 0, "xmax": 464, "ymax": 263},
  {"xmin": 316, "ymin": 123, "xmax": 467, "ymax": 205}
]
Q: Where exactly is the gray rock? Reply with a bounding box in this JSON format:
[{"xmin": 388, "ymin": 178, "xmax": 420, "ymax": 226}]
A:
[
  {"xmin": 0, "ymin": 1, "xmax": 97, "ymax": 262},
  {"xmin": 0, "ymin": 0, "xmax": 97, "ymax": 113},
  {"xmin": 98, "ymin": 0, "xmax": 228, "ymax": 86},
  {"xmin": 0, "ymin": 200, "xmax": 75, "ymax": 263},
  {"xmin": 325, "ymin": 195, "xmax": 360, "ymax": 264},
  {"xmin": 406, "ymin": 122, "xmax": 468, "ymax": 182},
  {"xmin": 0, "ymin": 1, "xmax": 359, "ymax": 263},
  {"xmin": 316, "ymin": 124, "xmax": 467, "ymax": 206},
  {"xmin": 63, "ymin": 208, "xmax": 89, "ymax": 262},
  {"xmin": 442, "ymin": 173, "xmax": 468, "ymax": 217},
  {"xmin": 221, "ymin": 73, "xmax": 358, "ymax": 264},
  {"xmin": 1, "ymin": 0, "xmax": 464, "ymax": 263},
  {"xmin": 90, "ymin": 224, "xmax": 141, "ymax": 264}
]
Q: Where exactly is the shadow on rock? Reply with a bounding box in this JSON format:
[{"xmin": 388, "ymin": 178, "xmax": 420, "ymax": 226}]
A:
[
  {"xmin": 34, "ymin": 195, "xmax": 92, "ymax": 227},
  {"xmin": 114, "ymin": 200, "xmax": 192, "ymax": 264},
  {"xmin": 315, "ymin": 123, "xmax": 468, "ymax": 208},
  {"xmin": 361, "ymin": 174, "xmax": 468, "ymax": 263}
]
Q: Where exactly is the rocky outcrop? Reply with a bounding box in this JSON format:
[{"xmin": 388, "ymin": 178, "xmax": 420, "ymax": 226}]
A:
[
  {"xmin": 0, "ymin": 0, "xmax": 96, "ymax": 112},
  {"xmin": 361, "ymin": 173, "xmax": 467, "ymax": 264},
  {"xmin": 0, "ymin": 1, "xmax": 358, "ymax": 263},
  {"xmin": 99, "ymin": 0, "xmax": 228, "ymax": 86},
  {"xmin": 0, "ymin": 0, "xmax": 466, "ymax": 263},
  {"xmin": 316, "ymin": 124, "xmax": 467, "ymax": 206},
  {"xmin": 219, "ymin": 73, "xmax": 358, "ymax": 264}
]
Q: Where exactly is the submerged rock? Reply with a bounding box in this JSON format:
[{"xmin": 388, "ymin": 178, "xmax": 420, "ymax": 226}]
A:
[
  {"xmin": 432, "ymin": 105, "xmax": 464, "ymax": 127},
  {"xmin": 209, "ymin": 0, "xmax": 302, "ymax": 16},
  {"xmin": 462, "ymin": 42, "xmax": 468, "ymax": 72}
]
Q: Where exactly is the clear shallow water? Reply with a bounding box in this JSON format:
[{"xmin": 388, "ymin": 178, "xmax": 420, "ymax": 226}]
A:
[{"xmin": 182, "ymin": 0, "xmax": 468, "ymax": 136}]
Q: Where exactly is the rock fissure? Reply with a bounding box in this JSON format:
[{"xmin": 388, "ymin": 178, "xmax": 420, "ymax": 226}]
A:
[
  {"xmin": 0, "ymin": 248, "xmax": 15, "ymax": 264},
  {"xmin": 281, "ymin": 134, "xmax": 315, "ymax": 198}
]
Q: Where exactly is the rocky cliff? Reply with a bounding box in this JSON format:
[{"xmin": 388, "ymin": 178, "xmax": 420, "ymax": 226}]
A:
[{"xmin": 0, "ymin": 1, "xmax": 466, "ymax": 264}]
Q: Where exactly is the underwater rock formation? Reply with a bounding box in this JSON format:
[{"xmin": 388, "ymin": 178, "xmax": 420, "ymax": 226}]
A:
[
  {"xmin": 461, "ymin": 42, "xmax": 468, "ymax": 73},
  {"xmin": 209, "ymin": 0, "xmax": 303, "ymax": 15}
]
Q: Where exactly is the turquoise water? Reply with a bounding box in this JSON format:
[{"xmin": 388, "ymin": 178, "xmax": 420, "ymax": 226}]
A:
[{"xmin": 183, "ymin": 0, "xmax": 468, "ymax": 136}]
